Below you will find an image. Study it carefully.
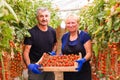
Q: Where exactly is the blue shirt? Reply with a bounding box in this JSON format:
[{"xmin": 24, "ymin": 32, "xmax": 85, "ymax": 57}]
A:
[{"xmin": 61, "ymin": 30, "xmax": 91, "ymax": 50}]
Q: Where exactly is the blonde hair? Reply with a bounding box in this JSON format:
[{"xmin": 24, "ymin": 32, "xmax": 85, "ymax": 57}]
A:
[{"xmin": 65, "ymin": 14, "xmax": 80, "ymax": 23}]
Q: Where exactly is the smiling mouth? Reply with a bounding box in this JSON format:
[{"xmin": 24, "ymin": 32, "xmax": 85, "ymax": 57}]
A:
[{"xmin": 42, "ymin": 20, "xmax": 47, "ymax": 22}]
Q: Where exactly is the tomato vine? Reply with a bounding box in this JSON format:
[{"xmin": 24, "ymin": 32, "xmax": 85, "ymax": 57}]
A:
[
  {"xmin": 79, "ymin": 0, "xmax": 120, "ymax": 55},
  {"xmin": 78, "ymin": 0, "xmax": 120, "ymax": 79},
  {"xmin": 0, "ymin": 0, "xmax": 60, "ymax": 79}
]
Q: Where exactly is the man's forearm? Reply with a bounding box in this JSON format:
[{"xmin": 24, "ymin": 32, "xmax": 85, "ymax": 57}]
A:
[
  {"xmin": 52, "ymin": 42, "xmax": 57, "ymax": 52},
  {"xmin": 23, "ymin": 45, "xmax": 31, "ymax": 66},
  {"xmin": 23, "ymin": 52, "xmax": 30, "ymax": 66}
]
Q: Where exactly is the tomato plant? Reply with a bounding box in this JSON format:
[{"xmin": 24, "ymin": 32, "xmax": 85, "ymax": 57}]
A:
[
  {"xmin": 0, "ymin": 0, "xmax": 60, "ymax": 80},
  {"xmin": 78, "ymin": 0, "xmax": 120, "ymax": 79},
  {"xmin": 79, "ymin": 0, "xmax": 120, "ymax": 52}
]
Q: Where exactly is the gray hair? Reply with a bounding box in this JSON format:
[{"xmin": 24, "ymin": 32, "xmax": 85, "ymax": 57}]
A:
[{"xmin": 36, "ymin": 7, "xmax": 50, "ymax": 16}]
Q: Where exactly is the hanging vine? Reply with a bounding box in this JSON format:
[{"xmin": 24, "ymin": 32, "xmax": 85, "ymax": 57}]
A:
[
  {"xmin": 0, "ymin": 0, "xmax": 60, "ymax": 79},
  {"xmin": 78, "ymin": 0, "xmax": 120, "ymax": 79}
]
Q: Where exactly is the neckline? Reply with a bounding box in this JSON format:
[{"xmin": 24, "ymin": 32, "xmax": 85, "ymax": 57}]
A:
[{"xmin": 69, "ymin": 30, "xmax": 80, "ymax": 41}]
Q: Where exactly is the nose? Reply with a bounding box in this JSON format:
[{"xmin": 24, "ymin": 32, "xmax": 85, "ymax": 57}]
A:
[
  {"xmin": 43, "ymin": 16, "xmax": 47, "ymax": 20},
  {"xmin": 68, "ymin": 23, "xmax": 73, "ymax": 27}
]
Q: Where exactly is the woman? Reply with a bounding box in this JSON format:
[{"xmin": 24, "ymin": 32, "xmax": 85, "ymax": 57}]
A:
[{"xmin": 61, "ymin": 14, "xmax": 92, "ymax": 80}]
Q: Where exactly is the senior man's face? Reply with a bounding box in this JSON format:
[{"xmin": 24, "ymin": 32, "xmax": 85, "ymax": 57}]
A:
[
  {"xmin": 66, "ymin": 17, "xmax": 78, "ymax": 32},
  {"xmin": 37, "ymin": 10, "xmax": 50, "ymax": 26}
]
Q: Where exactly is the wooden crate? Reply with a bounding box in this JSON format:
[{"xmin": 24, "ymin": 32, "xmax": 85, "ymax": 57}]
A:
[
  {"xmin": 40, "ymin": 62, "xmax": 78, "ymax": 72},
  {"xmin": 37, "ymin": 53, "xmax": 82, "ymax": 72},
  {"xmin": 42, "ymin": 66, "xmax": 77, "ymax": 72},
  {"xmin": 37, "ymin": 53, "xmax": 82, "ymax": 80}
]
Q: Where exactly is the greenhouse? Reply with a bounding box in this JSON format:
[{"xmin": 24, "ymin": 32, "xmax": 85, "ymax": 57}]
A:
[{"xmin": 0, "ymin": 0, "xmax": 120, "ymax": 80}]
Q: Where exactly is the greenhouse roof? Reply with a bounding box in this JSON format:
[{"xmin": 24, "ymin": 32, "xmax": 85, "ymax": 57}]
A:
[
  {"xmin": 50, "ymin": 0, "xmax": 94, "ymax": 19},
  {"xmin": 51, "ymin": 0, "xmax": 94, "ymax": 12}
]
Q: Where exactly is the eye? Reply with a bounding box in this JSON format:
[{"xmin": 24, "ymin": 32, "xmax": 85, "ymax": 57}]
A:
[
  {"xmin": 66, "ymin": 22, "xmax": 70, "ymax": 25},
  {"xmin": 45, "ymin": 15, "xmax": 49, "ymax": 17},
  {"xmin": 39, "ymin": 15, "xmax": 44, "ymax": 18},
  {"xmin": 72, "ymin": 22, "xmax": 75, "ymax": 24}
]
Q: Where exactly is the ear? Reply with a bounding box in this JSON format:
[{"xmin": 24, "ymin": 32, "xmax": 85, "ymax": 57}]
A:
[{"xmin": 36, "ymin": 16, "xmax": 38, "ymax": 20}]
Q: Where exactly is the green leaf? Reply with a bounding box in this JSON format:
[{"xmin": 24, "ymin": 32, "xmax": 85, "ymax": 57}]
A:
[
  {"xmin": 1, "ymin": 14, "xmax": 14, "ymax": 21},
  {"xmin": 116, "ymin": 7, "xmax": 120, "ymax": 12},
  {"xmin": 93, "ymin": 43, "xmax": 99, "ymax": 57},
  {"xmin": 0, "ymin": 52, "xmax": 2, "ymax": 60},
  {"xmin": 92, "ymin": 26, "xmax": 104, "ymax": 35},
  {"xmin": 0, "ymin": 13, "xmax": 4, "ymax": 18},
  {"xmin": 106, "ymin": 18, "xmax": 112, "ymax": 31},
  {"xmin": 117, "ymin": 56, "xmax": 120, "ymax": 61},
  {"xmin": 113, "ymin": 18, "xmax": 120, "ymax": 31},
  {"xmin": 3, "ymin": 0, "xmax": 19, "ymax": 22}
]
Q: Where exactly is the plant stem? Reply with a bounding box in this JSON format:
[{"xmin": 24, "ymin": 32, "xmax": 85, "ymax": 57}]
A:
[{"xmin": 1, "ymin": 51, "xmax": 6, "ymax": 80}]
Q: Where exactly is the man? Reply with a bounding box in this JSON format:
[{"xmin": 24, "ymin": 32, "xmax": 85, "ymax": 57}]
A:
[{"xmin": 23, "ymin": 7, "xmax": 57, "ymax": 80}]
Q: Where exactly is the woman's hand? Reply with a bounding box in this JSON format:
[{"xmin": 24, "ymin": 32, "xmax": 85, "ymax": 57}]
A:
[{"xmin": 75, "ymin": 58, "xmax": 86, "ymax": 71}]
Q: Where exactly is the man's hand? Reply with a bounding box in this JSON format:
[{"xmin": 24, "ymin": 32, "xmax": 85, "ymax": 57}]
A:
[
  {"xmin": 28, "ymin": 64, "xmax": 42, "ymax": 74},
  {"xmin": 75, "ymin": 58, "xmax": 86, "ymax": 72},
  {"xmin": 49, "ymin": 51, "xmax": 56, "ymax": 56}
]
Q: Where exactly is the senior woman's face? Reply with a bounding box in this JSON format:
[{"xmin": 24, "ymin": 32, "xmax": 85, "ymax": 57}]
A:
[{"xmin": 65, "ymin": 17, "xmax": 78, "ymax": 32}]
